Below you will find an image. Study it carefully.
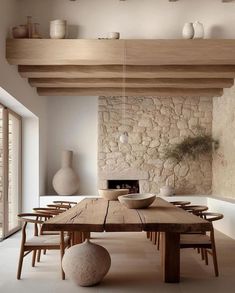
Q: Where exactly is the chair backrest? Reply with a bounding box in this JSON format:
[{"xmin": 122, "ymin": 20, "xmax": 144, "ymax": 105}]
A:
[
  {"xmin": 33, "ymin": 207, "xmax": 62, "ymax": 215},
  {"xmin": 47, "ymin": 203, "xmax": 71, "ymax": 210},
  {"xmin": 53, "ymin": 200, "xmax": 77, "ymax": 207},
  {"xmin": 182, "ymin": 205, "xmax": 208, "ymax": 215},
  {"xmin": 201, "ymin": 212, "xmax": 224, "ymax": 222},
  {"xmin": 18, "ymin": 213, "xmax": 53, "ymax": 240},
  {"xmin": 170, "ymin": 201, "xmax": 191, "ymax": 207}
]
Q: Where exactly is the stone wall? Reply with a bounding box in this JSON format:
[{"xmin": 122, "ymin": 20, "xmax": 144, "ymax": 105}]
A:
[
  {"xmin": 98, "ymin": 96, "xmax": 213, "ymax": 195},
  {"xmin": 213, "ymin": 86, "xmax": 235, "ymax": 199}
]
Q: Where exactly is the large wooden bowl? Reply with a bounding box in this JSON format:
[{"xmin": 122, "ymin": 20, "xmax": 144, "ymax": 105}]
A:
[
  {"xmin": 98, "ymin": 189, "xmax": 129, "ymax": 201},
  {"xmin": 118, "ymin": 193, "xmax": 156, "ymax": 209}
]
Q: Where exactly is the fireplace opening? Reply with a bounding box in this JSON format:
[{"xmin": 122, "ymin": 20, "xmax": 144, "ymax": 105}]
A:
[{"xmin": 108, "ymin": 180, "xmax": 139, "ymax": 194}]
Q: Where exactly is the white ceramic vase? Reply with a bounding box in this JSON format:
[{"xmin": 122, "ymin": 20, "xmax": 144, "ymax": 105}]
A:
[
  {"xmin": 160, "ymin": 185, "xmax": 175, "ymax": 197},
  {"xmin": 182, "ymin": 22, "xmax": 194, "ymax": 39},
  {"xmin": 52, "ymin": 150, "xmax": 79, "ymax": 195},
  {"xmin": 193, "ymin": 21, "xmax": 204, "ymax": 39},
  {"xmin": 50, "ymin": 19, "xmax": 67, "ymax": 39},
  {"xmin": 62, "ymin": 239, "xmax": 111, "ymax": 286}
]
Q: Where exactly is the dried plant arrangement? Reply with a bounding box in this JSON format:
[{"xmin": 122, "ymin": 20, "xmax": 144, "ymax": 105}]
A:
[{"xmin": 164, "ymin": 133, "xmax": 218, "ymax": 163}]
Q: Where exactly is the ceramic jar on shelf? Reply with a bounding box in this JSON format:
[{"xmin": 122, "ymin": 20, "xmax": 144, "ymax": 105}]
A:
[
  {"xmin": 50, "ymin": 19, "xmax": 67, "ymax": 39},
  {"xmin": 182, "ymin": 21, "xmax": 205, "ymax": 40},
  {"xmin": 182, "ymin": 22, "xmax": 194, "ymax": 39},
  {"xmin": 193, "ymin": 21, "xmax": 204, "ymax": 39}
]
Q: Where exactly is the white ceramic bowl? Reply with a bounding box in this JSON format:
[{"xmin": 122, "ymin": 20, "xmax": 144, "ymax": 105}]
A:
[
  {"xmin": 118, "ymin": 193, "xmax": 156, "ymax": 209},
  {"xmin": 98, "ymin": 189, "xmax": 129, "ymax": 201}
]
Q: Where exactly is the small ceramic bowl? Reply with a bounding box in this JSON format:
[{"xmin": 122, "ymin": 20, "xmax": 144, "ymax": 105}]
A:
[
  {"xmin": 98, "ymin": 189, "xmax": 129, "ymax": 201},
  {"xmin": 12, "ymin": 25, "xmax": 28, "ymax": 38},
  {"xmin": 118, "ymin": 193, "xmax": 156, "ymax": 209},
  {"xmin": 107, "ymin": 32, "xmax": 120, "ymax": 39}
]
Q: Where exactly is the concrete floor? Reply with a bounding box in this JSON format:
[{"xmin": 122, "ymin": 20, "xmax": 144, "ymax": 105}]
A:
[{"xmin": 0, "ymin": 230, "xmax": 235, "ymax": 293}]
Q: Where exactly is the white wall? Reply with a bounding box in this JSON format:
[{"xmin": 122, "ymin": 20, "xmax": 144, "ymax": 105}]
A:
[
  {"xmin": 212, "ymin": 86, "xmax": 235, "ymax": 200},
  {"xmin": 19, "ymin": 0, "xmax": 235, "ymax": 39},
  {"xmin": 0, "ymin": 0, "xmax": 48, "ymax": 211},
  {"xmin": 47, "ymin": 96, "xmax": 98, "ymax": 195}
]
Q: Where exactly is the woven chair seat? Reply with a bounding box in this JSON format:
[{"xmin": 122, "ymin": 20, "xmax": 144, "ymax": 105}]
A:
[{"xmin": 26, "ymin": 234, "xmax": 69, "ymax": 246}]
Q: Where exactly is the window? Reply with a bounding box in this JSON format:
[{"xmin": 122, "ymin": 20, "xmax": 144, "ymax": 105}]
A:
[{"xmin": 0, "ymin": 104, "xmax": 22, "ymax": 240}]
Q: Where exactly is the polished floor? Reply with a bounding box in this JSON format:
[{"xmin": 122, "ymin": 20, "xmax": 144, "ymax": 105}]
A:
[{"xmin": 0, "ymin": 230, "xmax": 235, "ymax": 293}]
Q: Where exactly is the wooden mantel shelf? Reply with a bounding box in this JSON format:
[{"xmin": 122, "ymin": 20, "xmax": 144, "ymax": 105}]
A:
[
  {"xmin": 6, "ymin": 39, "xmax": 235, "ymax": 97},
  {"xmin": 6, "ymin": 39, "xmax": 235, "ymax": 66}
]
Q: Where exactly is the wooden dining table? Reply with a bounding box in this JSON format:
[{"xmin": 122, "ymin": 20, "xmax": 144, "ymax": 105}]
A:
[{"xmin": 42, "ymin": 197, "xmax": 212, "ymax": 283}]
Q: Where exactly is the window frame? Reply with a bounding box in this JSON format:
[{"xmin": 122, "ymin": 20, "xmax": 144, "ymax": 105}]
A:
[{"xmin": 0, "ymin": 103, "xmax": 22, "ymax": 240}]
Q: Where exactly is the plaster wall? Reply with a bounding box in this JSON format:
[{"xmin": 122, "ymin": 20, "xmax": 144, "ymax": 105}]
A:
[
  {"xmin": 19, "ymin": 0, "xmax": 235, "ymax": 39},
  {"xmin": 0, "ymin": 0, "xmax": 48, "ymax": 210},
  {"xmin": 212, "ymin": 85, "xmax": 235, "ymax": 199},
  {"xmin": 46, "ymin": 96, "xmax": 98, "ymax": 195}
]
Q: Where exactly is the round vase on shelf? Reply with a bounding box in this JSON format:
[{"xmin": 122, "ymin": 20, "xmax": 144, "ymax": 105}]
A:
[
  {"xmin": 193, "ymin": 21, "xmax": 204, "ymax": 39},
  {"xmin": 52, "ymin": 150, "xmax": 79, "ymax": 195},
  {"xmin": 182, "ymin": 22, "xmax": 194, "ymax": 39},
  {"xmin": 62, "ymin": 239, "xmax": 111, "ymax": 286}
]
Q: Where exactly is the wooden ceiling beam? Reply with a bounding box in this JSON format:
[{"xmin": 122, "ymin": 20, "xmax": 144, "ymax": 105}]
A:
[
  {"xmin": 37, "ymin": 87, "xmax": 223, "ymax": 97},
  {"xmin": 29, "ymin": 78, "xmax": 234, "ymax": 89},
  {"xmin": 19, "ymin": 65, "xmax": 235, "ymax": 79}
]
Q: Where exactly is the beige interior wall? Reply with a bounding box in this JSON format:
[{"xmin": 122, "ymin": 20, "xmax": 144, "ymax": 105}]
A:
[
  {"xmin": 19, "ymin": 0, "xmax": 235, "ymax": 39},
  {"xmin": 0, "ymin": 0, "xmax": 48, "ymax": 209},
  {"xmin": 212, "ymin": 85, "xmax": 235, "ymax": 199},
  {"xmin": 98, "ymin": 96, "xmax": 213, "ymax": 195}
]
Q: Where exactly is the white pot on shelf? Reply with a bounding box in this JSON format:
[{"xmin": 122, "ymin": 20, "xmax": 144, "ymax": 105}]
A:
[
  {"xmin": 193, "ymin": 21, "xmax": 204, "ymax": 39},
  {"xmin": 50, "ymin": 19, "xmax": 67, "ymax": 39},
  {"xmin": 182, "ymin": 22, "xmax": 194, "ymax": 39}
]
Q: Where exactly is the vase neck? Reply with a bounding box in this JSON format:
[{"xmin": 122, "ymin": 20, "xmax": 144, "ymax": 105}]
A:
[{"xmin": 61, "ymin": 150, "xmax": 73, "ymax": 168}]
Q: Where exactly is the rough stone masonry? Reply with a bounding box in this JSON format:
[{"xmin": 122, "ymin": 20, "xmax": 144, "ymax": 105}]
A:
[{"xmin": 98, "ymin": 96, "xmax": 212, "ymax": 195}]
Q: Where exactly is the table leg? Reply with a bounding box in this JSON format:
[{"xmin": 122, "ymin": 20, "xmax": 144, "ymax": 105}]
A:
[
  {"xmin": 161, "ymin": 232, "xmax": 180, "ymax": 283},
  {"xmin": 72, "ymin": 231, "xmax": 83, "ymax": 245},
  {"xmin": 82, "ymin": 232, "xmax": 91, "ymax": 242}
]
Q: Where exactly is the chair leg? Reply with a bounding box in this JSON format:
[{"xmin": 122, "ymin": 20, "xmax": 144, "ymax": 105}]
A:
[
  {"xmin": 204, "ymin": 249, "xmax": 209, "ymax": 265},
  {"xmin": 17, "ymin": 247, "xmax": 25, "ymax": 279},
  {"xmin": 211, "ymin": 240, "xmax": 219, "ymax": 277},
  {"xmin": 60, "ymin": 231, "xmax": 65, "ymax": 280},
  {"xmin": 32, "ymin": 250, "xmax": 37, "ymax": 267},
  {"xmin": 157, "ymin": 232, "xmax": 160, "ymax": 250},
  {"xmin": 146, "ymin": 231, "xmax": 150, "ymax": 239},
  {"xmin": 37, "ymin": 250, "xmax": 41, "ymax": 262},
  {"xmin": 201, "ymin": 248, "xmax": 205, "ymax": 260},
  {"xmin": 43, "ymin": 249, "xmax": 47, "ymax": 255},
  {"xmin": 153, "ymin": 232, "xmax": 157, "ymax": 245}
]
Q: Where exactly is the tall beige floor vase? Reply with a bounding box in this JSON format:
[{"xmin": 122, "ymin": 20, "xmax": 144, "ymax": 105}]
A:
[{"xmin": 52, "ymin": 150, "xmax": 79, "ymax": 195}]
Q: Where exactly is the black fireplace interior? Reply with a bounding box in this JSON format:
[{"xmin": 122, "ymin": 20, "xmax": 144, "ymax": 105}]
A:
[{"xmin": 108, "ymin": 180, "xmax": 139, "ymax": 194}]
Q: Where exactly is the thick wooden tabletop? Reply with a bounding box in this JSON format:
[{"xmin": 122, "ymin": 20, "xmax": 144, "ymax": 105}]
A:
[{"xmin": 42, "ymin": 197, "xmax": 211, "ymax": 233}]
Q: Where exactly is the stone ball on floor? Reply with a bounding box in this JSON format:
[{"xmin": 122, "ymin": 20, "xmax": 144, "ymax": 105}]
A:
[{"xmin": 62, "ymin": 239, "xmax": 111, "ymax": 286}]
